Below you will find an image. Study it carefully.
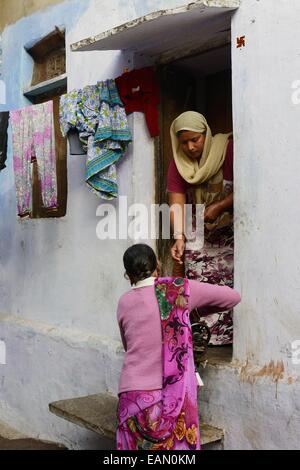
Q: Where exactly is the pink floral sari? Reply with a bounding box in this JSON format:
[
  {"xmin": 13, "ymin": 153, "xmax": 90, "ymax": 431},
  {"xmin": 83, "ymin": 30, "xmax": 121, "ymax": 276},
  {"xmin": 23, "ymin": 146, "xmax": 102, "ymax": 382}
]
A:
[{"xmin": 117, "ymin": 277, "xmax": 200, "ymax": 451}]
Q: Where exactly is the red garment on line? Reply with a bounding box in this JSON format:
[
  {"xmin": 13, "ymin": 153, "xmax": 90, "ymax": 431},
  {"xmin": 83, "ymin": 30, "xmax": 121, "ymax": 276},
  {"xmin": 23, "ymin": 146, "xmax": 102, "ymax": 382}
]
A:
[{"xmin": 115, "ymin": 67, "xmax": 160, "ymax": 138}]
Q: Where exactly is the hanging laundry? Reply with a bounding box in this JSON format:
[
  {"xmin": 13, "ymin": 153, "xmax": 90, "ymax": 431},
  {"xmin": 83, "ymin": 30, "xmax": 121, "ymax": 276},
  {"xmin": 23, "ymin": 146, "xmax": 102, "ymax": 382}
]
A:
[
  {"xmin": 59, "ymin": 88, "xmax": 80, "ymax": 140},
  {"xmin": 60, "ymin": 87, "xmax": 94, "ymax": 150},
  {"xmin": 60, "ymin": 84, "xmax": 111, "ymax": 151},
  {"xmin": 60, "ymin": 79, "xmax": 131, "ymax": 200},
  {"xmin": 0, "ymin": 111, "xmax": 9, "ymax": 171},
  {"xmin": 86, "ymin": 79, "xmax": 131, "ymax": 199},
  {"xmin": 115, "ymin": 66, "xmax": 160, "ymax": 138},
  {"xmin": 10, "ymin": 101, "xmax": 58, "ymax": 218}
]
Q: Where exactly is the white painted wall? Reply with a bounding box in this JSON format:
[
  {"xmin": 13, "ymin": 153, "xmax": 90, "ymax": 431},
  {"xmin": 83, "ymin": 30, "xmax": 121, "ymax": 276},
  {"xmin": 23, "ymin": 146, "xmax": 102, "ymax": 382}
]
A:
[
  {"xmin": 232, "ymin": 0, "xmax": 300, "ymax": 371},
  {"xmin": 199, "ymin": 360, "xmax": 300, "ymax": 450},
  {"xmin": 0, "ymin": 0, "xmax": 170, "ymax": 339},
  {"xmin": 0, "ymin": 0, "xmax": 188, "ymax": 448},
  {"xmin": 0, "ymin": 312, "xmax": 123, "ymax": 449}
]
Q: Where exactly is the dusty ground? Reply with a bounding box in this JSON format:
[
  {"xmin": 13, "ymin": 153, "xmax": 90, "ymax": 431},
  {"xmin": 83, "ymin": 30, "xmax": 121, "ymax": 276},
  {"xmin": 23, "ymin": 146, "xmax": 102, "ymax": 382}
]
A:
[
  {"xmin": 0, "ymin": 437, "xmax": 66, "ymax": 450},
  {"xmin": 0, "ymin": 421, "xmax": 66, "ymax": 450}
]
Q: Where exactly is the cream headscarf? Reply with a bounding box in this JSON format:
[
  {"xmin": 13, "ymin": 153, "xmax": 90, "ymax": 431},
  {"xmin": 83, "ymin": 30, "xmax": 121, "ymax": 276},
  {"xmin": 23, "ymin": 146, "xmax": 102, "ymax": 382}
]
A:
[{"xmin": 170, "ymin": 111, "xmax": 232, "ymax": 204}]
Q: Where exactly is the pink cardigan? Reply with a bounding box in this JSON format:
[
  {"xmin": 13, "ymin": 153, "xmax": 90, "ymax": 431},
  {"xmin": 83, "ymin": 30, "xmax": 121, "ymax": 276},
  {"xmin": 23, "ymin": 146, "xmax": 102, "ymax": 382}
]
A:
[{"xmin": 117, "ymin": 279, "xmax": 240, "ymax": 394}]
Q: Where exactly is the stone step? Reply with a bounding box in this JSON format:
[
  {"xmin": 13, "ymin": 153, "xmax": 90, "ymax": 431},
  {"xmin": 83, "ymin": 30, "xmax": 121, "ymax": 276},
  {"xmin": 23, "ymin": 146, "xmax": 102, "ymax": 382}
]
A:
[{"xmin": 49, "ymin": 393, "xmax": 224, "ymax": 448}]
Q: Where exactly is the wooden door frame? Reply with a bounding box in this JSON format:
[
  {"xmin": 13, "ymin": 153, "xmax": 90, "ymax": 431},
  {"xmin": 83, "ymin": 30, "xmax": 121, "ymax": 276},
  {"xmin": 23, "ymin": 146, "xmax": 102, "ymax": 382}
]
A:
[{"xmin": 154, "ymin": 41, "xmax": 233, "ymax": 269}]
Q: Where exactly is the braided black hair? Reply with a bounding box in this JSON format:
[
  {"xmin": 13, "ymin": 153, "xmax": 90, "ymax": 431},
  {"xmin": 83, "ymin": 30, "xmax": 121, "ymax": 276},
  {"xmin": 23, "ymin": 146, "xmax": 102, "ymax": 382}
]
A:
[{"xmin": 123, "ymin": 244, "xmax": 157, "ymax": 286}]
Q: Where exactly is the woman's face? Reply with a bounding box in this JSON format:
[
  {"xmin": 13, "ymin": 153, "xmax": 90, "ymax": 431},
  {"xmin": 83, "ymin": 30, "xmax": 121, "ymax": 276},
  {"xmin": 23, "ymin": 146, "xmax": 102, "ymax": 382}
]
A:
[{"xmin": 178, "ymin": 131, "xmax": 206, "ymax": 160}]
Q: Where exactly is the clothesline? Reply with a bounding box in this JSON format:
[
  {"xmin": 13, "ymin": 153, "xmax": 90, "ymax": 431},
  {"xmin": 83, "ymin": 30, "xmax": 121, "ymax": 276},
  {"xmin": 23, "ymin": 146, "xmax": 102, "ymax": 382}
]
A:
[
  {"xmin": 60, "ymin": 78, "xmax": 132, "ymax": 200},
  {"xmin": 59, "ymin": 66, "xmax": 160, "ymax": 200},
  {"xmin": 0, "ymin": 66, "xmax": 160, "ymax": 127},
  {"xmin": 0, "ymin": 66, "xmax": 161, "ymax": 218},
  {"xmin": 61, "ymin": 66, "xmax": 160, "ymax": 139}
]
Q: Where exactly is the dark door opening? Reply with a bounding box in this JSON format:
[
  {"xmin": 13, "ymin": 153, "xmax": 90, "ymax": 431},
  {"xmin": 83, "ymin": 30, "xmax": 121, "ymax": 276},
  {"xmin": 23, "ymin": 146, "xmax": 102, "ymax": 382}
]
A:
[{"xmin": 156, "ymin": 44, "xmax": 233, "ymax": 363}]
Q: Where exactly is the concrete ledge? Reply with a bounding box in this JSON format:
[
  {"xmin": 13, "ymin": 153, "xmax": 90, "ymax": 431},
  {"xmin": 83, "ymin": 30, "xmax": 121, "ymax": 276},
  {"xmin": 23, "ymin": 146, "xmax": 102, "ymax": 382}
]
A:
[
  {"xmin": 50, "ymin": 394, "xmax": 117, "ymax": 441},
  {"xmin": 23, "ymin": 73, "xmax": 67, "ymax": 101},
  {"xmin": 49, "ymin": 393, "xmax": 224, "ymax": 447}
]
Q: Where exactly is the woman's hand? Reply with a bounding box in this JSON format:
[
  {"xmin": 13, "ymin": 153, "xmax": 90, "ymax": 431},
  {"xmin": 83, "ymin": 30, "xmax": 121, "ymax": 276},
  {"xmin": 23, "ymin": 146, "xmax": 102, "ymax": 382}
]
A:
[
  {"xmin": 204, "ymin": 202, "xmax": 222, "ymax": 222},
  {"xmin": 171, "ymin": 239, "xmax": 186, "ymax": 264},
  {"xmin": 204, "ymin": 192, "xmax": 234, "ymax": 222}
]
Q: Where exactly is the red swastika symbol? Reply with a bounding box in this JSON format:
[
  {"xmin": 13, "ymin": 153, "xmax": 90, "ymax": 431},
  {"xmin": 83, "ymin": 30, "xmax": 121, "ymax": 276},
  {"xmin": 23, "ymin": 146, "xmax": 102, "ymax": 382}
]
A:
[{"xmin": 237, "ymin": 36, "xmax": 246, "ymax": 48}]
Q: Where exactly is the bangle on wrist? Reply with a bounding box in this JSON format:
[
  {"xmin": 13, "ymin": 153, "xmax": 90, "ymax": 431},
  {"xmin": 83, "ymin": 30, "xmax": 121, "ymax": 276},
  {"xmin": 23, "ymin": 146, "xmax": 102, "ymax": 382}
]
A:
[{"xmin": 173, "ymin": 231, "xmax": 186, "ymax": 241}]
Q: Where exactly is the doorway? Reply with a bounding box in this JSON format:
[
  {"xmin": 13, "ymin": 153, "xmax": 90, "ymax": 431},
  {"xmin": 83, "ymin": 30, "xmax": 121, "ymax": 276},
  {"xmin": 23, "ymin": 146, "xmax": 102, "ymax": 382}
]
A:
[
  {"xmin": 157, "ymin": 43, "xmax": 233, "ymax": 273},
  {"xmin": 156, "ymin": 44, "xmax": 233, "ymax": 361}
]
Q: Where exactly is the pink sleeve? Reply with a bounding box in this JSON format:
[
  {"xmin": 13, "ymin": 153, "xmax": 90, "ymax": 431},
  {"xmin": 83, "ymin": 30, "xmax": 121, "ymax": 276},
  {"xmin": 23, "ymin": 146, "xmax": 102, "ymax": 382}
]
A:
[
  {"xmin": 189, "ymin": 279, "xmax": 241, "ymax": 312},
  {"xmin": 117, "ymin": 300, "xmax": 127, "ymax": 351},
  {"xmin": 223, "ymin": 138, "xmax": 234, "ymax": 182},
  {"xmin": 167, "ymin": 159, "xmax": 189, "ymax": 194}
]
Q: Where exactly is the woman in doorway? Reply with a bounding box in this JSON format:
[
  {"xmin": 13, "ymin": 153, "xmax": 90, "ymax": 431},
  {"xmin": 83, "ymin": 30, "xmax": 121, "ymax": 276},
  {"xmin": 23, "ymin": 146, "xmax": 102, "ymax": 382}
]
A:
[
  {"xmin": 168, "ymin": 111, "xmax": 234, "ymax": 345},
  {"xmin": 117, "ymin": 244, "xmax": 240, "ymax": 450}
]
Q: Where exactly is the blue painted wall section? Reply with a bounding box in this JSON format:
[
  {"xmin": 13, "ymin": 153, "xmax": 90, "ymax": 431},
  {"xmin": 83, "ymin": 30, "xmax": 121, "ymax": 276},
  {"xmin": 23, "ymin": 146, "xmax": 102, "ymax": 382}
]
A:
[{"xmin": 0, "ymin": 0, "xmax": 90, "ymax": 197}]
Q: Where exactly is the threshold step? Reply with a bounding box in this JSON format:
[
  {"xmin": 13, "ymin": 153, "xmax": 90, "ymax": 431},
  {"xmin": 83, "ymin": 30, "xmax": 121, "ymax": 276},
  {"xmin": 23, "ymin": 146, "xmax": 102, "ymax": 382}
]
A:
[{"xmin": 49, "ymin": 393, "xmax": 224, "ymax": 446}]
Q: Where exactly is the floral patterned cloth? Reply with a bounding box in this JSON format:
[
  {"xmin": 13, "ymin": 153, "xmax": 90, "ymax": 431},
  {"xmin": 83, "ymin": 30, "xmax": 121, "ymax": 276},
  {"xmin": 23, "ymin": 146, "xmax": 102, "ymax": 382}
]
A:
[
  {"xmin": 117, "ymin": 277, "xmax": 200, "ymax": 451},
  {"xmin": 10, "ymin": 101, "xmax": 57, "ymax": 217},
  {"xmin": 59, "ymin": 85, "xmax": 100, "ymax": 139},
  {"xmin": 59, "ymin": 80, "xmax": 132, "ymax": 200},
  {"xmin": 185, "ymin": 181, "xmax": 234, "ymax": 345}
]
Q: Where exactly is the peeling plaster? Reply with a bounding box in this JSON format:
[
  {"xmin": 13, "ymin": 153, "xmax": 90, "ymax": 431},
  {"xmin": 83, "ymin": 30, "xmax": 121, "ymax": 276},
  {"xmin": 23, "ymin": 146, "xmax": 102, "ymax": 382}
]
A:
[{"xmin": 239, "ymin": 360, "xmax": 285, "ymax": 385}]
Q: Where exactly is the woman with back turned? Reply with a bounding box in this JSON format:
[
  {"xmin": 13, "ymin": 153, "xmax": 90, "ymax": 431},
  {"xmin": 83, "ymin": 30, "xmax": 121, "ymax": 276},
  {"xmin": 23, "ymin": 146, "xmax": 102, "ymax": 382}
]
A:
[{"xmin": 116, "ymin": 244, "xmax": 240, "ymax": 450}]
